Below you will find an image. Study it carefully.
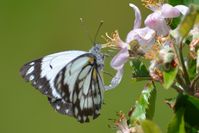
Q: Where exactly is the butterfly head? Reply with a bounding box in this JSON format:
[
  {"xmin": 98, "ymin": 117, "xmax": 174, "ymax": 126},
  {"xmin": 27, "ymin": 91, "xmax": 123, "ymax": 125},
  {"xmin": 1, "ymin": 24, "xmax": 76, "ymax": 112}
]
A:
[{"xmin": 90, "ymin": 44, "xmax": 104, "ymax": 70}]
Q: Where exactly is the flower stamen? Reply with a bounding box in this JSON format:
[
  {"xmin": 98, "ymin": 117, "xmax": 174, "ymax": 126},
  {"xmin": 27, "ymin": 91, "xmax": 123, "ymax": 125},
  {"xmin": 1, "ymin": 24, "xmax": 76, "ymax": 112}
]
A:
[{"xmin": 141, "ymin": 0, "xmax": 163, "ymax": 8}]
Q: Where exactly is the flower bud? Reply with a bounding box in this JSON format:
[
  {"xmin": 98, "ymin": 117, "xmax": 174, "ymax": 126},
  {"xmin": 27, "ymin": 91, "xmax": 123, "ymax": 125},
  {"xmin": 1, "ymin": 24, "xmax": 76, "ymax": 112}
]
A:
[{"xmin": 159, "ymin": 47, "xmax": 175, "ymax": 65}]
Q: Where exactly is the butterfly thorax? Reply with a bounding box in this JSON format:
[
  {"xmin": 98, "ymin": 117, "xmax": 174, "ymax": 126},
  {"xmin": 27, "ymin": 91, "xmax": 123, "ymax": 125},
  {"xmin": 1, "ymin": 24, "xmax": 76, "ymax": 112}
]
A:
[{"xmin": 89, "ymin": 44, "xmax": 104, "ymax": 70}]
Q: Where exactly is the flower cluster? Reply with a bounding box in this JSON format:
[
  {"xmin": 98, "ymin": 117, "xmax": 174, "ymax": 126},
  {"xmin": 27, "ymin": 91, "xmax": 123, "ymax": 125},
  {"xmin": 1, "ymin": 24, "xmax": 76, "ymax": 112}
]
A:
[
  {"xmin": 102, "ymin": 1, "xmax": 199, "ymax": 132},
  {"xmin": 104, "ymin": 2, "xmax": 188, "ymax": 86},
  {"xmin": 110, "ymin": 112, "xmax": 143, "ymax": 133}
]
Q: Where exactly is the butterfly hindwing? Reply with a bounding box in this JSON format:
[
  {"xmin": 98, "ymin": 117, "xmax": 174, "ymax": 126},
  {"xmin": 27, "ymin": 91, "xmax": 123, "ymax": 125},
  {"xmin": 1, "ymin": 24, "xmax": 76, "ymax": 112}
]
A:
[
  {"xmin": 48, "ymin": 97, "xmax": 73, "ymax": 116},
  {"xmin": 51, "ymin": 54, "xmax": 104, "ymax": 122}
]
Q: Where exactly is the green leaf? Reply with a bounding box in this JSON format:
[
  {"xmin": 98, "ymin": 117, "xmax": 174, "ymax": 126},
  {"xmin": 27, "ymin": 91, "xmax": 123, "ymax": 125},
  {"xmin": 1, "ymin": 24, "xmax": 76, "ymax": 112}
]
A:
[
  {"xmin": 141, "ymin": 120, "xmax": 162, "ymax": 133},
  {"xmin": 130, "ymin": 82, "xmax": 156, "ymax": 122},
  {"xmin": 177, "ymin": 4, "xmax": 199, "ymax": 38},
  {"xmin": 146, "ymin": 83, "xmax": 157, "ymax": 120},
  {"xmin": 187, "ymin": 56, "xmax": 196, "ymax": 80},
  {"xmin": 167, "ymin": 108, "xmax": 185, "ymax": 133},
  {"xmin": 170, "ymin": 17, "xmax": 181, "ymax": 29},
  {"xmin": 168, "ymin": 2, "xmax": 197, "ymax": 29},
  {"xmin": 164, "ymin": 97, "xmax": 176, "ymax": 109},
  {"xmin": 168, "ymin": 0, "xmax": 185, "ymax": 6},
  {"xmin": 168, "ymin": 0, "xmax": 198, "ymax": 6},
  {"xmin": 186, "ymin": 94, "xmax": 199, "ymax": 110},
  {"xmin": 163, "ymin": 67, "xmax": 178, "ymax": 89},
  {"xmin": 174, "ymin": 94, "xmax": 199, "ymax": 131},
  {"xmin": 130, "ymin": 59, "xmax": 150, "ymax": 81},
  {"xmin": 193, "ymin": 0, "xmax": 199, "ymax": 4}
]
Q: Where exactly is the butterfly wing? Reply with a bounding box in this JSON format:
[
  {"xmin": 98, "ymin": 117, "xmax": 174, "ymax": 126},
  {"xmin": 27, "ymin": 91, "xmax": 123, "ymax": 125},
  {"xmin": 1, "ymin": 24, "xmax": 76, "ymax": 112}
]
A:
[
  {"xmin": 48, "ymin": 97, "xmax": 74, "ymax": 116},
  {"xmin": 20, "ymin": 51, "xmax": 105, "ymax": 123},
  {"xmin": 49, "ymin": 53, "xmax": 105, "ymax": 122},
  {"xmin": 20, "ymin": 50, "xmax": 86, "ymax": 99}
]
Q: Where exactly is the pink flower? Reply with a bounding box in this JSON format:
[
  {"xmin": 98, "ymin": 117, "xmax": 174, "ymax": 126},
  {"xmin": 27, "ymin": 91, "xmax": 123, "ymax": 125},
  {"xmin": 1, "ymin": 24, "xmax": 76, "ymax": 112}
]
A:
[
  {"xmin": 127, "ymin": 3, "xmax": 156, "ymax": 47},
  {"xmin": 106, "ymin": 4, "xmax": 156, "ymax": 89},
  {"xmin": 126, "ymin": 27, "xmax": 156, "ymax": 51},
  {"xmin": 104, "ymin": 31, "xmax": 129, "ymax": 90},
  {"xmin": 145, "ymin": 3, "xmax": 189, "ymax": 36}
]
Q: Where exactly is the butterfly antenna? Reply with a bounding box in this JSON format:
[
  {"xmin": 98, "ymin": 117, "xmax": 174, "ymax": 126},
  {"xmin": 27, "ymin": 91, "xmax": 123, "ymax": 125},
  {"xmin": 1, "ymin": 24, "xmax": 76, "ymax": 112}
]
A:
[
  {"xmin": 80, "ymin": 18, "xmax": 93, "ymax": 44},
  {"xmin": 93, "ymin": 20, "xmax": 104, "ymax": 45}
]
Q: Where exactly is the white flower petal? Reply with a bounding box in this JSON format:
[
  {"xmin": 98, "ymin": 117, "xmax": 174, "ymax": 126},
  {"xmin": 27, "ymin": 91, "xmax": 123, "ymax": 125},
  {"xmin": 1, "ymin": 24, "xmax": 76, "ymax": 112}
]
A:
[
  {"xmin": 129, "ymin": 3, "xmax": 142, "ymax": 29},
  {"xmin": 175, "ymin": 5, "xmax": 189, "ymax": 15},
  {"xmin": 104, "ymin": 68, "xmax": 124, "ymax": 90},
  {"xmin": 161, "ymin": 4, "xmax": 181, "ymax": 18},
  {"xmin": 111, "ymin": 47, "xmax": 129, "ymax": 70},
  {"xmin": 126, "ymin": 27, "xmax": 155, "ymax": 51},
  {"xmin": 145, "ymin": 12, "xmax": 170, "ymax": 36}
]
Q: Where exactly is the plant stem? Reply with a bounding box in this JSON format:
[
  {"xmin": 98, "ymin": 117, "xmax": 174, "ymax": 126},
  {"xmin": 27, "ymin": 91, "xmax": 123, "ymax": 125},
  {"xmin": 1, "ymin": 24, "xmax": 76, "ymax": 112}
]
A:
[
  {"xmin": 173, "ymin": 37, "xmax": 191, "ymax": 93},
  {"xmin": 172, "ymin": 38, "xmax": 189, "ymax": 90},
  {"xmin": 152, "ymin": 80, "xmax": 156, "ymax": 89},
  {"xmin": 190, "ymin": 74, "xmax": 199, "ymax": 92},
  {"xmin": 172, "ymin": 84, "xmax": 183, "ymax": 93},
  {"xmin": 179, "ymin": 38, "xmax": 191, "ymax": 90},
  {"xmin": 176, "ymin": 72, "xmax": 187, "ymax": 90}
]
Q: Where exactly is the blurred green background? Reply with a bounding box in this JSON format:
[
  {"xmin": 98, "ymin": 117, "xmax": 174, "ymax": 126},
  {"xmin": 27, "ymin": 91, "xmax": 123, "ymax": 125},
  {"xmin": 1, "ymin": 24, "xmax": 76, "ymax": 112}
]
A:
[{"xmin": 0, "ymin": 0, "xmax": 176, "ymax": 132}]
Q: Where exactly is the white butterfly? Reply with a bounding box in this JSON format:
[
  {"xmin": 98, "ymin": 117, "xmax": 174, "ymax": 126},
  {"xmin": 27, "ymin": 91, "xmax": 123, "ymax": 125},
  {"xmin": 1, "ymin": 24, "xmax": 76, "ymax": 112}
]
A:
[{"xmin": 20, "ymin": 44, "xmax": 120, "ymax": 123}]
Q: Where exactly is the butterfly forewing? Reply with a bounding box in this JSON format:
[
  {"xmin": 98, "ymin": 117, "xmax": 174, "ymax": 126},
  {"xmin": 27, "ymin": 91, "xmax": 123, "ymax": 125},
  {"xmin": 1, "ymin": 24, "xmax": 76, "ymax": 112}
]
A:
[
  {"xmin": 20, "ymin": 58, "xmax": 56, "ymax": 98},
  {"xmin": 20, "ymin": 51, "xmax": 86, "ymax": 99},
  {"xmin": 72, "ymin": 67, "xmax": 103, "ymax": 122},
  {"xmin": 52, "ymin": 54, "xmax": 104, "ymax": 122}
]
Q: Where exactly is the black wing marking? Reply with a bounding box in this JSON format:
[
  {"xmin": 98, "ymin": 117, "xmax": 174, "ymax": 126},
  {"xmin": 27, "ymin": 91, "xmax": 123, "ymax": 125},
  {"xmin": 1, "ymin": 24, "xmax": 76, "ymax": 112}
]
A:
[
  {"xmin": 20, "ymin": 51, "xmax": 87, "ymax": 99},
  {"xmin": 20, "ymin": 51, "xmax": 105, "ymax": 122},
  {"xmin": 72, "ymin": 68, "xmax": 104, "ymax": 122},
  {"xmin": 50, "ymin": 54, "xmax": 104, "ymax": 122},
  {"xmin": 20, "ymin": 59, "xmax": 55, "ymax": 98},
  {"xmin": 48, "ymin": 97, "xmax": 73, "ymax": 116}
]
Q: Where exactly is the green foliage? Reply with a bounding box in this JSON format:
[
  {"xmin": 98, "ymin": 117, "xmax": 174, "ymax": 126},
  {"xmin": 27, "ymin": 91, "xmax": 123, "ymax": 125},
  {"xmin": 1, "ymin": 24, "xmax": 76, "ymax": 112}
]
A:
[
  {"xmin": 141, "ymin": 120, "xmax": 162, "ymax": 133},
  {"xmin": 145, "ymin": 83, "xmax": 157, "ymax": 120},
  {"xmin": 173, "ymin": 94, "xmax": 199, "ymax": 132},
  {"xmin": 170, "ymin": 17, "xmax": 181, "ymax": 29},
  {"xmin": 167, "ymin": 108, "xmax": 185, "ymax": 133},
  {"xmin": 164, "ymin": 97, "xmax": 176, "ymax": 109},
  {"xmin": 193, "ymin": 0, "xmax": 199, "ymax": 4},
  {"xmin": 130, "ymin": 59, "xmax": 150, "ymax": 81},
  {"xmin": 130, "ymin": 82, "xmax": 156, "ymax": 122},
  {"xmin": 168, "ymin": 0, "xmax": 198, "ymax": 6},
  {"xmin": 177, "ymin": 4, "xmax": 199, "ymax": 39},
  {"xmin": 163, "ymin": 67, "xmax": 178, "ymax": 89},
  {"xmin": 187, "ymin": 56, "xmax": 196, "ymax": 80},
  {"xmin": 129, "ymin": 2, "xmax": 199, "ymax": 133}
]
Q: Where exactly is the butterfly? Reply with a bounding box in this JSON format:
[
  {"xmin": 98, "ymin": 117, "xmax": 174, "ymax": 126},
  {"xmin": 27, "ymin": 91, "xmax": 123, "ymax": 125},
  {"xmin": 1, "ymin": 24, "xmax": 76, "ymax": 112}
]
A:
[{"xmin": 20, "ymin": 44, "xmax": 109, "ymax": 123}]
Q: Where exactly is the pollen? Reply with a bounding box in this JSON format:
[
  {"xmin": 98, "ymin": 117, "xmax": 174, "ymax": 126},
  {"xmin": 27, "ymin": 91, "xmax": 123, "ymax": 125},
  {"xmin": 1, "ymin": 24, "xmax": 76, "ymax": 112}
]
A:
[
  {"xmin": 101, "ymin": 30, "xmax": 122, "ymax": 49},
  {"xmin": 141, "ymin": 0, "xmax": 163, "ymax": 8},
  {"xmin": 145, "ymin": 44, "xmax": 160, "ymax": 60}
]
